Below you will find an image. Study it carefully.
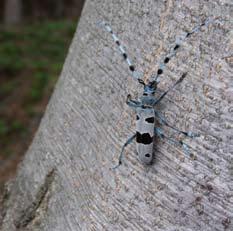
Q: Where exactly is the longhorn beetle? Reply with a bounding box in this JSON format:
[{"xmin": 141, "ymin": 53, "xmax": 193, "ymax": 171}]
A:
[{"xmin": 97, "ymin": 18, "xmax": 216, "ymax": 169}]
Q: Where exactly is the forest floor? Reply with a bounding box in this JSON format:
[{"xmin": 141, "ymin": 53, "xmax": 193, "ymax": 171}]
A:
[{"xmin": 0, "ymin": 20, "xmax": 76, "ymax": 194}]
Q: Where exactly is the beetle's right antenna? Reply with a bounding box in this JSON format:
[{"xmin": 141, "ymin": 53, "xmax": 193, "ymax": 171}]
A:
[
  {"xmin": 149, "ymin": 17, "xmax": 217, "ymax": 84},
  {"xmin": 97, "ymin": 21, "xmax": 144, "ymax": 85}
]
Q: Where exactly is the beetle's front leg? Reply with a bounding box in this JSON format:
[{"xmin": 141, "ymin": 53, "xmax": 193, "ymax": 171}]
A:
[
  {"xmin": 126, "ymin": 94, "xmax": 142, "ymax": 109},
  {"xmin": 154, "ymin": 110, "xmax": 200, "ymax": 138}
]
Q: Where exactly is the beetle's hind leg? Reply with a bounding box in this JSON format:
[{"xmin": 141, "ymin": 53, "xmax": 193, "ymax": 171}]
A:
[
  {"xmin": 111, "ymin": 133, "xmax": 137, "ymax": 170},
  {"xmin": 154, "ymin": 127, "xmax": 193, "ymax": 156}
]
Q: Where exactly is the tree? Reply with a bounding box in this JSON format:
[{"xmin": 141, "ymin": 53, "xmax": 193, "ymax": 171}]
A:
[
  {"xmin": 4, "ymin": 0, "xmax": 22, "ymax": 25},
  {"xmin": 1, "ymin": 1, "xmax": 232, "ymax": 230}
]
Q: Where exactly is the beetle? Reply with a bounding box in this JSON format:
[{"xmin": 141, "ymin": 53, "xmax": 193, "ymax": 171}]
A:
[{"xmin": 97, "ymin": 18, "xmax": 216, "ymax": 168}]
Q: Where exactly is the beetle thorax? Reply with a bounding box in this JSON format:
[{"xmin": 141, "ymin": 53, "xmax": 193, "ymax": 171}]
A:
[{"xmin": 140, "ymin": 84, "xmax": 156, "ymax": 106}]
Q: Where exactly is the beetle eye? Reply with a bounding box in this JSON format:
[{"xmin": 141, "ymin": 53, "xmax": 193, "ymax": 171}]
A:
[{"xmin": 148, "ymin": 81, "xmax": 157, "ymax": 89}]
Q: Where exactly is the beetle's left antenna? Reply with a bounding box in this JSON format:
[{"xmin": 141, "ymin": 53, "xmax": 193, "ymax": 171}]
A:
[{"xmin": 97, "ymin": 21, "xmax": 144, "ymax": 84}]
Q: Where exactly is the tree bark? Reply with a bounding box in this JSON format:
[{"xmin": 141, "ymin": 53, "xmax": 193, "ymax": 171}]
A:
[
  {"xmin": 1, "ymin": 0, "xmax": 232, "ymax": 230},
  {"xmin": 4, "ymin": 0, "xmax": 22, "ymax": 25}
]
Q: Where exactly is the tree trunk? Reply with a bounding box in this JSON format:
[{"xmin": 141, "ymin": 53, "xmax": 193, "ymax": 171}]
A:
[
  {"xmin": 1, "ymin": 0, "xmax": 232, "ymax": 230},
  {"xmin": 4, "ymin": 0, "xmax": 22, "ymax": 25},
  {"xmin": 52, "ymin": 0, "xmax": 64, "ymax": 18}
]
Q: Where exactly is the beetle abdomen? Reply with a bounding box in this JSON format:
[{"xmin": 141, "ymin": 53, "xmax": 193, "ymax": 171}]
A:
[{"xmin": 136, "ymin": 108, "xmax": 155, "ymax": 164}]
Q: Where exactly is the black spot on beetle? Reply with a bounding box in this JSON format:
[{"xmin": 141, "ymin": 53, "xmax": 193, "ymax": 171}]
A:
[
  {"xmin": 164, "ymin": 57, "xmax": 170, "ymax": 63},
  {"xmin": 174, "ymin": 44, "xmax": 180, "ymax": 50},
  {"xmin": 123, "ymin": 53, "xmax": 127, "ymax": 59},
  {"xmin": 136, "ymin": 115, "xmax": 140, "ymax": 120},
  {"xmin": 145, "ymin": 153, "xmax": 150, "ymax": 158},
  {"xmin": 136, "ymin": 132, "xmax": 153, "ymax": 144},
  {"xmin": 129, "ymin": 65, "xmax": 135, "ymax": 72},
  {"xmin": 186, "ymin": 32, "xmax": 192, "ymax": 37},
  {"xmin": 145, "ymin": 117, "xmax": 155, "ymax": 123},
  {"xmin": 116, "ymin": 40, "xmax": 120, "ymax": 45},
  {"xmin": 157, "ymin": 69, "xmax": 163, "ymax": 75}
]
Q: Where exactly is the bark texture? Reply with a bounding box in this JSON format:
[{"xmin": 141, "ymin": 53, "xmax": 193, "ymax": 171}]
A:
[{"xmin": 1, "ymin": 0, "xmax": 233, "ymax": 230}]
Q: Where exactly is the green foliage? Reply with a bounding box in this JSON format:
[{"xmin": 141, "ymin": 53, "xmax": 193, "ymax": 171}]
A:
[
  {"xmin": 0, "ymin": 119, "xmax": 25, "ymax": 137},
  {"xmin": 11, "ymin": 120, "xmax": 25, "ymax": 132},
  {"xmin": 0, "ymin": 20, "xmax": 76, "ymax": 75},
  {"xmin": 0, "ymin": 80, "xmax": 18, "ymax": 96},
  {"xmin": 0, "ymin": 41, "xmax": 25, "ymax": 74},
  {"xmin": 30, "ymin": 72, "xmax": 49, "ymax": 102},
  {"xmin": 0, "ymin": 19, "xmax": 76, "ymax": 102},
  {"xmin": 0, "ymin": 119, "xmax": 9, "ymax": 136},
  {"xmin": 0, "ymin": 20, "xmax": 76, "ymax": 157}
]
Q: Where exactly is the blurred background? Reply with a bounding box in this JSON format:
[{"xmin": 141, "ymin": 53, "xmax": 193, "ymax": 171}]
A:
[{"xmin": 0, "ymin": 0, "xmax": 85, "ymax": 192}]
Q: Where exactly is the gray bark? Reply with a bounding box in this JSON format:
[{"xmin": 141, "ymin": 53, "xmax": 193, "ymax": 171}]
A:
[
  {"xmin": 1, "ymin": 0, "xmax": 232, "ymax": 230},
  {"xmin": 4, "ymin": 0, "xmax": 22, "ymax": 25}
]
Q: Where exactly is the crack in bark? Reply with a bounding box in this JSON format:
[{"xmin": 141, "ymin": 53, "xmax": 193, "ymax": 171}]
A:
[
  {"xmin": 0, "ymin": 182, "xmax": 12, "ymax": 228},
  {"xmin": 14, "ymin": 168, "xmax": 55, "ymax": 229}
]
